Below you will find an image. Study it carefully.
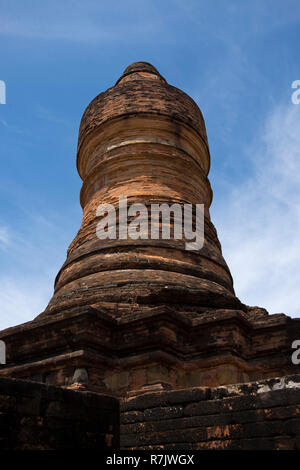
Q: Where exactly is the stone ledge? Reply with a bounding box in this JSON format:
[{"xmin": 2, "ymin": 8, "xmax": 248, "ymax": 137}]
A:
[{"xmin": 121, "ymin": 374, "xmax": 300, "ymax": 411}]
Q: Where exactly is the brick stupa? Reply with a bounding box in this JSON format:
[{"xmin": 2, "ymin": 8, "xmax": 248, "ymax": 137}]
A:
[{"xmin": 0, "ymin": 62, "xmax": 299, "ymax": 396}]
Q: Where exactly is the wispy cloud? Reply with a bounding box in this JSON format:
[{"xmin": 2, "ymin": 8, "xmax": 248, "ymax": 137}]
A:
[
  {"xmin": 0, "ymin": 208, "xmax": 78, "ymax": 330},
  {"xmin": 213, "ymin": 100, "xmax": 300, "ymax": 317},
  {"xmin": 0, "ymin": 0, "xmax": 164, "ymax": 43},
  {"xmin": 0, "ymin": 119, "xmax": 8, "ymax": 127},
  {"xmin": 36, "ymin": 105, "xmax": 72, "ymax": 128},
  {"xmin": 0, "ymin": 225, "xmax": 10, "ymax": 249},
  {"xmin": 0, "ymin": 277, "xmax": 51, "ymax": 330}
]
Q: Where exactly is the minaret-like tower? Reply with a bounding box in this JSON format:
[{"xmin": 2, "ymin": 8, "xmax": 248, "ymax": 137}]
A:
[{"xmin": 0, "ymin": 63, "xmax": 298, "ymax": 395}]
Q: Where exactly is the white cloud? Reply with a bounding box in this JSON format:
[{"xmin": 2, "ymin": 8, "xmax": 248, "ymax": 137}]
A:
[
  {"xmin": 0, "ymin": 210, "xmax": 77, "ymax": 330},
  {"xmin": 213, "ymin": 101, "xmax": 300, "ymax": 317},
  {"xmin": 0, "ymin": 277, "xmax": 52, "ymax": 331},
  {"xmin": 0, "ymin": 225, "xmax": 10, "ymax": 249}
]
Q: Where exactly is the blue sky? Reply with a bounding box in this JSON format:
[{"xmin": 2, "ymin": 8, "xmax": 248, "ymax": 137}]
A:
[{"xmin": 0, "ymin": 0, "xmax": 300, "ymax": 329}]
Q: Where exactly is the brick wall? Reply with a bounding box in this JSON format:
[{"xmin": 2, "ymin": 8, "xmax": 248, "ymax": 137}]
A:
[
  {"xmin": 120, "ymin": 375, "xmax": 300, "ymax": 450},
  {"xmin": 1, "ymin": 374, "xmax": 300, "ymax": 450},
  {"xmin": 0, "ymin": 376, "xmax": 119, "ymax": 450}
]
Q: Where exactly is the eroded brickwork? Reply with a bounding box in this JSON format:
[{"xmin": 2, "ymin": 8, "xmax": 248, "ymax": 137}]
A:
[
  {"xmin": 121, "ymin": 375, "xmax": 300, "ymax": 450},
  {"xmin": 0, "ymin": 376, "xmax": 119, "ymax": 450},
  {"xmin": 1, "ymin": 375, "xmax": 299, "ymax": 450}
]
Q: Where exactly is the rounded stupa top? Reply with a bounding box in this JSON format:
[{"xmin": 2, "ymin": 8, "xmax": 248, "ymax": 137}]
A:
[
  {"xmin": 122, "ymin": 61, "xmax": 160, "ymax": 75},
  {"xmin": 77, "ymin": 61, "xmax": 209, "ymax": 176},
  {"xmin": 115, "ymin": 61, "xmax": 166, "ymax": 85}
]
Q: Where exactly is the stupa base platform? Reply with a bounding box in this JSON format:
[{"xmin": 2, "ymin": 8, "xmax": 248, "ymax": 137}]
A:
[{"xmin": 1, "ymin": 304, "xmax": 299, "ymax": 397}]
